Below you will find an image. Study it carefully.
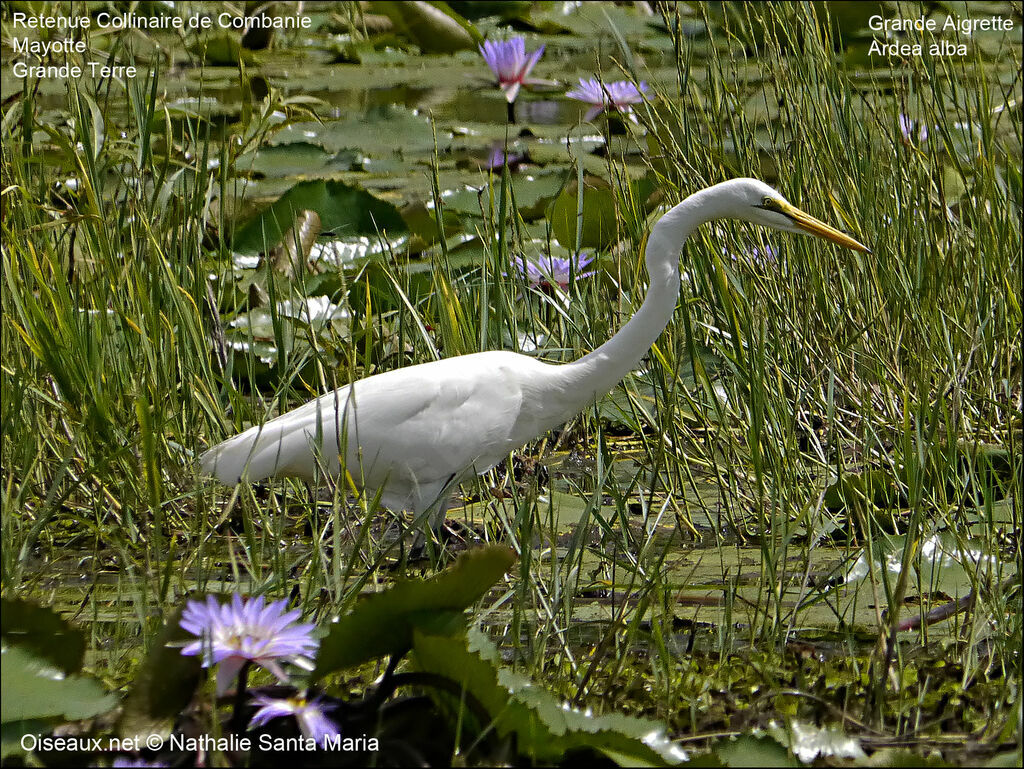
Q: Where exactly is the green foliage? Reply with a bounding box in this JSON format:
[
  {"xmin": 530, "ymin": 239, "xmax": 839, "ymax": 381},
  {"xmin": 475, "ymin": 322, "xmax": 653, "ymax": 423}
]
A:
[
  {"xmin": 1, "ymin": 645, "xmax": 117, "ymax": 725},
  {"xmin": 0, "ymin": 599, "xmax": 114, "ymax": 757},
  {"xmin": 413, "ymin": 626, "xmax": 687, "ymax": 765},
  {"xmin": 232, "ymin": 179, "xmax": 408, "ymax": 255},
  {"xmin": 376, "ymin": 1, "xmax": 480, "ymax": 52},
  {"xmin": 117, "ymin": 606, "xmax": 203, "ymax": 742},
  {"xmin": 189, "ymin": 31, "xmax": 255, "ymax": 65},
  {"xmin": 708, "ymin": 735, "xmax": 795, "ymax": 767},
  {"xmin": 0, "ymin": 597, "xmax": 86, "ymax": 676},
  {"xmin": 548, "ymin": 174, "xmax": 658, "ymax": 250}
]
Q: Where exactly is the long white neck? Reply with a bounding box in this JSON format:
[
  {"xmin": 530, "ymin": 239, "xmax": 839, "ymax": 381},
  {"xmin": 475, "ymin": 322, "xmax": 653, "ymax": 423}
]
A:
[{"xmin": 558, "ymin": 183, "xmax": 738, "ymax": 405}]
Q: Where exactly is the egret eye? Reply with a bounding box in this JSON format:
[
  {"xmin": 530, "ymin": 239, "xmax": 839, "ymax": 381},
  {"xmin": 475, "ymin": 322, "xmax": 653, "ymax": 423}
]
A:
[{"xmin": 762, "ymin": 196, "xmax": 776, "ymax": 209}]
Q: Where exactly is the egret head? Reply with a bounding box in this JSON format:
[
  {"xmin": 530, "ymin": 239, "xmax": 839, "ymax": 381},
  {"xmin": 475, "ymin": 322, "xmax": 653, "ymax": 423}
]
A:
[{"xmin": 729, "ymin": 178, "xmax": 871, "ymax": 253}]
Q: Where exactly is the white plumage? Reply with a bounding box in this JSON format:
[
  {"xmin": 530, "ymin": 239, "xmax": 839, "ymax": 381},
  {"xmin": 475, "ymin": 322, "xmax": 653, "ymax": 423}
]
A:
[
  {"xmin": 201, "ymin": 351, "xmax": 582, "ymax": 527},
  {"xmin": 200, "ymin": 179, "xmax": 868, "ymax": 534}
]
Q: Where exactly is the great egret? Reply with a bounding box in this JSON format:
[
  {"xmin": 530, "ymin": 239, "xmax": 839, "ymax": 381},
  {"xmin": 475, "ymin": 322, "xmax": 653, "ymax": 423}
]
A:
[{"xmin": 201, "ymin": 178, "xmax": 869, "ymax": 535}]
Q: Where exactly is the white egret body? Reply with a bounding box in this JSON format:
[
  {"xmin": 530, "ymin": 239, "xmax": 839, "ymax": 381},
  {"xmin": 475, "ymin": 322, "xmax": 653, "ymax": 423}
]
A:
[{"xmin": 200, "ymin": 179, "xmax": 868, "ymax": 531}]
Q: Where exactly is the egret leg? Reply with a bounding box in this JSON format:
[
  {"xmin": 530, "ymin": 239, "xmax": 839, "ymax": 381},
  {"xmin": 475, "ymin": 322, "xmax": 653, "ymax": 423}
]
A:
[
  {"xmin": 428, "ymin": 497, "xmax": 451, "ymax": 539},
  {"xmin": 406, "ymin": 475, "xmax": 458, "ymax": 560},
  {"xmin": 408, "ymin": 496, "xmax": 451, "ymax": 559}
]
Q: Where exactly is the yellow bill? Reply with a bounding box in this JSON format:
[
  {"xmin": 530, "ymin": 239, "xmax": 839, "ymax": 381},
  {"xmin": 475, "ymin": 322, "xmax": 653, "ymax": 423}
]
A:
[{"xmin": 779, "ymin": 200, "xmax": 871, "ymax": 253}]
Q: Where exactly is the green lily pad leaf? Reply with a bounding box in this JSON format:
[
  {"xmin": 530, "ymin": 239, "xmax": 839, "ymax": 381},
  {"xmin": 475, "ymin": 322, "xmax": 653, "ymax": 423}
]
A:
[
  {"xmin": 548, "ymin": 174, "xmax": 657, "ymax": 250},
  {"xmin": 118, "ymin": 605, "xmax": 203, "ymax": 741},
  {"xmin": 233, "ymin": 179, "xmax": 407, "ymax": 255},
  {"xmin": 376, "ymin": 1, "xmax": 480, "ymax": 52},
  {"xmin": 862, "ymin": 747, "xmax": 959, "ymax": 767},
  {"xmin": 951, "ymin": 441, "xmax": 1015, "ymax": 503},
  {"xmin": 843, "ymin": 531, "xmax": 1012, "ymax": 609},
  {"xmin": 507, "ymin": 13, "xmax": 575, "ymax": 35},
  {"xmin": 239, "ymin": 144, "xmax": 362, "ymax": 179},
  {"xmin": 824, "ymin": 469, "xmax": 907, "ymax": 513},
  {"xmin": 711, "ymin": 734, "xmax": 795, "ymax": 767},
  {"xmin": 984, "ymin": 751, "xmax": 1024, "ymax": 768},
  {"xmin": 412, "ymin": 626, "xmax": 687, "ymax": 765},
  {"xmin": 400, "ymin": 200, "xmax": 464, "ymax": 246},
  {"xmin": 0, "ymin": 598, "xmax": 85, "ymax": 676},
  {"xmin": 533, "ymin": 490, "xmax": 601, "ymax": 535},
  {"xmin": 270, "ymin": 106, "xmax": 446, "ymax": 160},
  {"xmin": 1, "ymin": 645, "xmax": 116, "ymax": 724},
  {"xmin": 312, "ymin": 545, "xmax": 516, "ymax": 678},
  {"xmin": 189, "ymin": 31, "xmax": 255, "ymax": 65},
  {"xmin": 511, "ymin": 171, "xmax": 567, "ymax": 219},
  {"xmin": 825, "ymin": 439, "xmax": 1016, "ymax": 520},
  {"xmin": 442, "ymin": 171, "xmax": 565, "ymax": 221},
  {"xmin": 1, "ymin": 719, "xmax": 51, "ymax": 759},
  {"xmin": 547, "ymin": 175, "xmax": 618, "ymax": 249}
]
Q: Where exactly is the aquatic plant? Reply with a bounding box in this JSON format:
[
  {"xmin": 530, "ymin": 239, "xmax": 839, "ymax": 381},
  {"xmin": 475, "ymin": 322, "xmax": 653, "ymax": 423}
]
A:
[
  {"xmin": 565, "ymin": 77, "xmax": 649, "ymax": 121},
  {"xmin": 179, "ymin": 595, "xmax": 318, "ymax": 694},
  {"xmin": 479, "ymin": 37, "xmax": 545, "ymax": 103},
  {"xmin": 511, "ymin": 252, "xmax": 596, "ymax": 291},
  {"xmin": 898, "ymin": 113, "xmax": 929, "ymax": 144},
  {"xmin": 249, "ymin": 693, "xmax": 340, "ymax": 748}
]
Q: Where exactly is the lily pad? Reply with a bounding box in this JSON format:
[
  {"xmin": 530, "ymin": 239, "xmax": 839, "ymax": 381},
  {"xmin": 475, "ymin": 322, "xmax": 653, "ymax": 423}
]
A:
[
  {"xmin": 239, "ymin": 144, "xmax": 363, "ymax": 178},
  {"xmin": 232, "ymin": 179, "xmax": 407, "ymax": 255},
  {"xmin": 1, "ymin": 645, "xmax": 116, "ymax": 724},
  {"xmin": 0, "ymin": 598, "xmax": 85, "ymax": 677},
  {"xmin": 548, "ymin": 174, "xmax": 657, "ymax": 249},
  {"xmin": 270, "ymin": 106, "xmax": 447, "ymax": 157},
  {"xmin": 117, "ymin": 605, "xmax": 203, "ymax": 741}
]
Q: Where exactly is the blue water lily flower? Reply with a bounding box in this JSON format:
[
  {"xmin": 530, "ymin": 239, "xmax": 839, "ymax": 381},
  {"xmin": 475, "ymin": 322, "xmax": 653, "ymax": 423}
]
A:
[
  {"xmin": 566, "ymin": 77, "xmax": 649, "ymax": 121},
  {"xmin": 179, "ymin": 594, "xmax": 318, "ymax": 694},
  {"xmin": 479, "ymin": 37, "xmax": 545, "ymax": 103},
  {"xmin": 249, "ymin": 693, "xmax": 340, "ymax": 748}
]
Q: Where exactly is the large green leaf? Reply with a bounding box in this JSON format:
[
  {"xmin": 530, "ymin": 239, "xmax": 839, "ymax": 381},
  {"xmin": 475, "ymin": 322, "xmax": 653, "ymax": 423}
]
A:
[
  {"xmin": 412, "ymin": 627, "xmax": 687, "ymax": 765},
  {"xmin": 1, "ymin": 645, "xmax": 116, "ymax": 724},
  {"xmin": 232, "ymin": 180, "xmax": 407, "ymax": 255},
  {"xmin": 824, "ymin": 468, "xmax": 908, "ymax": 513},
  {"xmin": 312, "ymin": 545, "xmax": 516, "ymax": 678},
  {"xmin": 710, "ymin": 735, "xmax": 796, "ymax": 767},
  {"xmin": 238, "ymin": 144, "xmax": 362, "ymax": 179},
  {"xmin": 0, "ymin": 598, "xmax": 85, "ymax": 676}
]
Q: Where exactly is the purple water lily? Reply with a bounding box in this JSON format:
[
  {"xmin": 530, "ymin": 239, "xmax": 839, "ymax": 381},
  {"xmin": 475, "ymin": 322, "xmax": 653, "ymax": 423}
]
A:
[
  {"xmin": 479, "ymin": 37, "xmax": 545, "ymax": 103},
  {"xmin": 725, "ymin": 243, "xmax": 778, "ymax": 266},
  {"xmin": 179, "ymin": 594, "xmax": 318, "ymax": 695},
  {"xmin": 250, "ymin": 693, "xmax": 340, "ymax": 748},
  {"xmin": 512, "ymin": 253, "xmax": 596, "ymax": 291},
  {"xmin": 898, "ymin": 114, "xmax": 929, "ymax": 145},
  {"xmin": 483, "ymin": 141, "xmax": 527, "ymax": 171},
  {"xmin": 565, "ymin": 77, "xmax": 649, "ymax": 121}
]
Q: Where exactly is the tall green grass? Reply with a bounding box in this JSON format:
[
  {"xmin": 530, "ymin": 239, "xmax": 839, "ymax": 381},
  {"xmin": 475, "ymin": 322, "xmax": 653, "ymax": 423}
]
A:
[{"xmin": 1, "ymin": 0, "xmax": 1019, "ymax": 757}]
